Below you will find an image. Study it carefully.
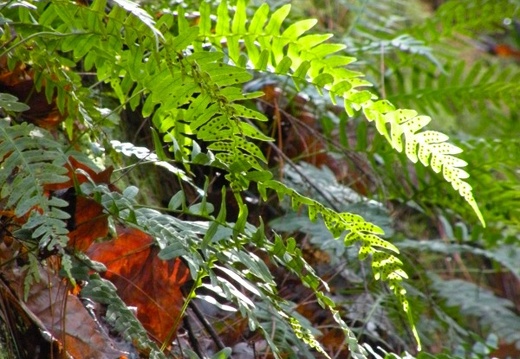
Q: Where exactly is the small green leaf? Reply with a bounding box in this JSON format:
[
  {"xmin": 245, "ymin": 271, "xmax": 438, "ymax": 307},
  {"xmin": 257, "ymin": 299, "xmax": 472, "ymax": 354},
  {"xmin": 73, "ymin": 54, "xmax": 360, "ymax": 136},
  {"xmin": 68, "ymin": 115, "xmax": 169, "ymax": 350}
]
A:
[
  {"xmin": 239, "ymin": 122, "xmax": 273, "ymax": 141},
  {"xmin": 313, "ymin": 73, "xmax": 334, "ymax": 89},
  {"xmin": 282, "ymin": 19, "xmax": 317, "ymax": 40},
  {"xmin": 308, "ymin": 43, "xmax": 346, "ymax": 58},
  {"xmin": 232, "ymin": 0, "xmax": 247, "ymax": 34},
  {"xmin": 275, "ymin": 56, "xmax": 293, "ymax": 74},
  {"xmin": 0, "ymin": 93, "xmax": 30, "ymax": 112},
  {"xmin": 171, "ymin": 26, "xmax": 199, "ymax": 51},
  {"xmin": 323, "ymin": 55, "xmax": 357, "ymax": 68},
  {"xmin": 330, "ymin": 81, "xmax": 352, "ymax": 96},
  {"xmin": 198, "ymin": 1, "xmax": 211, "ymax": 35},
  {"xmin": 168, "ymin": 191, "xmax": 185, "ymax": 211},
  {"xmin": 249, "ymin": 3, "xmax": 270, "ymax": 34},
  {"xmin": 256, "ymin": 49, "xmax": 270, "ymax": 71},
  {"xmin": 297, "ymin": 34, "xmax": 332, "ymax": 49},
  {"xmin": 151, "ymin": 127, "xmax": 167, "ymax": 161},
  {"xmin": 216, "ymin": 1, "xmax": 230, "ymax": 36},
  {"xmin": 189, "ymin": 202, "xmax": 214, "ymax": 216},
  {"xmin": 293, "ymin": 60, "xmax": 311, "ymax": 80},
  {"xmin": 265, "ymin": 4, "xmax": 291, "ymax": 35}
]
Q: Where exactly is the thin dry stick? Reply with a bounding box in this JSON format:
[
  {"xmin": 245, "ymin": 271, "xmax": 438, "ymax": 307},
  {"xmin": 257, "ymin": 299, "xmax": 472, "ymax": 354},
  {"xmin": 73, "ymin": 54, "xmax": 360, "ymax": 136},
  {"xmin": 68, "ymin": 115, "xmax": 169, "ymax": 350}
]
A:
[
  {"xmin": 188, "ymin": 299, "xmax": 226, "ymax": 350},
  {"xmin": 183, "ymin": 315, "xmax": 205, "ymax": 357},
  {"xmin": 438, "ymin": 221, "xmax": 472, "ymax": 281}
]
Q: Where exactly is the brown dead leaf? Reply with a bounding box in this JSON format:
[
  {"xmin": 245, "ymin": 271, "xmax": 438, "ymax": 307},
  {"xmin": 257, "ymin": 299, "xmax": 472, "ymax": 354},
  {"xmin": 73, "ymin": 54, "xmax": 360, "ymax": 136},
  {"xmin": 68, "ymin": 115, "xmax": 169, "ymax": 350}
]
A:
[
  {"xmin": 2, "ymin": 264, "xmax": 128, "ymax": 359},
  {"xmin": 0, "ymin": 61, "xmax": 64, "ymax": 130},
  {"xmin": 87, "ymin": 227, "xmax": 190, "ymax": 343}
]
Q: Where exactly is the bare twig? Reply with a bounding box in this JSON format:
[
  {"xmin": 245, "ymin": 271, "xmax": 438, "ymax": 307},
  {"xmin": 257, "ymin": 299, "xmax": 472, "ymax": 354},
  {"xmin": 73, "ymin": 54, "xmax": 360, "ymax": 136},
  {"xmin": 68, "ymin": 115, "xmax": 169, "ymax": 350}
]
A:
[
  {"xmin": 183, "ymin": 315, "xmax": 205, "ymax": 358},
  {"xmin": 188, "ymin": 300, "xmax": 226, "ymax": 351}
]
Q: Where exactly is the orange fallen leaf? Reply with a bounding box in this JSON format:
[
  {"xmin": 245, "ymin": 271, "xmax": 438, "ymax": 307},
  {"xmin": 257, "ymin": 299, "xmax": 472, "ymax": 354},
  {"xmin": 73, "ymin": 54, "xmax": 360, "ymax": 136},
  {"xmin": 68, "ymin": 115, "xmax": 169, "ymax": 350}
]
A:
[
  {"xmin": 67, "ymin": 195, "xmax": 109, "ymax": 251},
  {"xmin": 87, "ymin": 227, "xmax": 190, "ymax": 342},
  {"xmin": 43, "ymin": 156, "xmax": 113, "ymax": 251},
  {"xmin": 491, "ymin": 44, "xmax": 520, "ymax": 60},
  {"xmin": 45, "ymin": 157, "xmax": 114, "ymax": 192}
]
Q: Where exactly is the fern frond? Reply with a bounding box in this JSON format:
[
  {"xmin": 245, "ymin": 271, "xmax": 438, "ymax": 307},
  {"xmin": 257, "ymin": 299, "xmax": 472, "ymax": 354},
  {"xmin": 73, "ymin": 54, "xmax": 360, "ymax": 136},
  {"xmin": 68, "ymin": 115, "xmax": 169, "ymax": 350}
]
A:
[
  {"xmin": 81, "ymin": 275, "xmax": 165, "ymax": 357},
  {"xmin": 355, "ymin": 34, "xmax": 444, "ymax": 71},
  {"xmin": 398, "ymin": 239, "xmax": 520, "ymax": 280},
  {"xmin": 408, "ymin": 0, "xmax": 520, "ymax": 42},
  {"xmin": 0, "ymin": 120, "xmax": 71, "ymax": 294},
  {"xmin": 266, "ymin": 235, "xmax": 370, "ymax": 359},
  {"xmin": 431, "ymin": 274, "xmax": 520, "ymax": 347},
  {"xmin": 387, "ymin": 60, "xmax": 520, "ymax": 117},
  {"xmin": 0, "ymin": 121, "xmax": 69, "ymax": 229},
  {"xmin": 343, "ymin": 0, "xmax": 420, "ymax": 40},
  {"xmin": 364, "ymin": 104, "xmax": 485, "ymax": 227},
  {"xmin": 258, "ymin": 179, "xmax": 419, "ymax": 348},
  {"xmin": 143, "ymin": 52, "xmax": 269, "ymax": 172},
  {"xmin": 84, "ymin": 182, "xmax": 343, "ymax": 358},
  {"xmin": 197, "ymin": 0, "xmax": 484, "ymax": 228}
]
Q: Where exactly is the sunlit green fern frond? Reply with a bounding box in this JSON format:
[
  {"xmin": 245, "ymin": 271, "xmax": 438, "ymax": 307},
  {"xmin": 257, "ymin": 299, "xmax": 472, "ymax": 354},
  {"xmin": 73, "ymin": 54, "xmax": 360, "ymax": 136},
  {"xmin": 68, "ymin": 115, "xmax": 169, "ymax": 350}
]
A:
[
  {"xmin": 144, "ymin": 51, "xmax": 270, "ymax": 173},
  {"xmin": 258, "ymin": 179, "xmax": 419, "ymax": 348},
  {"xmin": 363, "ymin": 104, "xmax": 485, "ymax": 226},
  {"xmin": 196, "ymin": 0, "xmax": 484, "ymax": 230},
  {"xmin": 41, "ymin": 0, "xmax": 271, "ymax": 174}
]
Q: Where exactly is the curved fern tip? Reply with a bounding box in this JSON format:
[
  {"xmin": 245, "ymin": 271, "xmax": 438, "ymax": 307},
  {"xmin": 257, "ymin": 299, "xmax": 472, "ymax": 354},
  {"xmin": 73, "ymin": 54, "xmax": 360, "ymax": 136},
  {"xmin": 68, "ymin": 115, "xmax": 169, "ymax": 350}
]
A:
[{"xmin": 474, "ymin": 205, "xmax": 486, "ymax": 228}]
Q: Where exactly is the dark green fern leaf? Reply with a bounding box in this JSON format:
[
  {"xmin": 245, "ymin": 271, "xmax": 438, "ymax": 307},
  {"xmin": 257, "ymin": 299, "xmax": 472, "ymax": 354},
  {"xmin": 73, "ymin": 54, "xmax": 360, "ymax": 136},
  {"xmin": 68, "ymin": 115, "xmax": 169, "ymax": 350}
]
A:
[
  {"xmin": 81, "ymin": 275, "xmax": 166, "ymax": 358},
  {"xmin": 431, "ymin": 274, "xmax": 520, "ymax": 347},
  {"xmin": 0, "ymin": 120, "xmax": 71, "ymax": 295},
  {"xmin": 386, "ymin": 60, "xmax": 520, "ymax": 118},
  {"xmin": 0, "ymin": 121, "xmax": 69, "ymax": 225}
]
